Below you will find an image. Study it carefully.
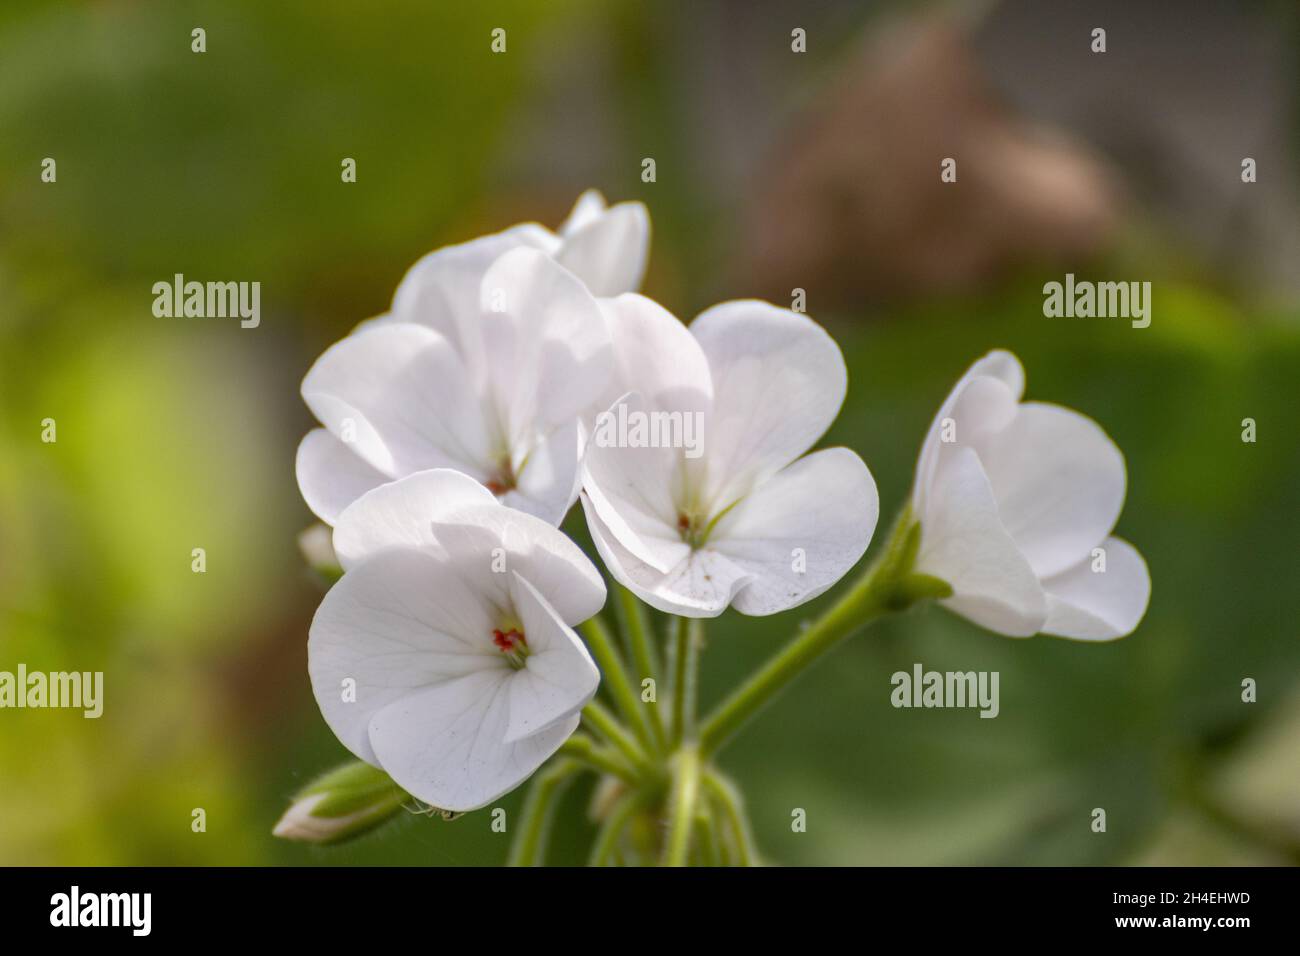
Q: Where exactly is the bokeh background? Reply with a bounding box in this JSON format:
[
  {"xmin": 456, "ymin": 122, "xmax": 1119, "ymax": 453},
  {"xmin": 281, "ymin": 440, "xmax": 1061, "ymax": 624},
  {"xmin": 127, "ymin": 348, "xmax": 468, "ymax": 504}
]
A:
[{"xmin": 2, "ymin": 0, "xmax": 1298, "ymax": 865}]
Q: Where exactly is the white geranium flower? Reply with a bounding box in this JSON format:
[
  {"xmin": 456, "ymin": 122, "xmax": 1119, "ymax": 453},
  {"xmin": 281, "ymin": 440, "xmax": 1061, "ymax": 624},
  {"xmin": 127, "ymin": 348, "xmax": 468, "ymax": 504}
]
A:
[
  {"xmin": 911, "ymin": 350, "xmax": 1150, "ymax": 640},
  {"xmin": 309, "ymin": 469, "xmax": 604, "ymax": 813},
  {"xmin": 580, "ymin": 296, "xmax": 879, "ymax": 617},
  {"xmin": 387, "ymin": 189, "xmax": 648, "ymax": 344},
  {"xmin": 296, "ymin": 246, "xmax": 612, "ymax": 525}
]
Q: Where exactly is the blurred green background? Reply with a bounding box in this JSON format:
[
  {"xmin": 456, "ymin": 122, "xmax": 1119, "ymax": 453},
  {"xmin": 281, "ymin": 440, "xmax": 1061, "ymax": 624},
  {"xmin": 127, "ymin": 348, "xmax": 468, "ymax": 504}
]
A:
[{"xmin": 1, "ymin": 0, "xmax": 1297, "ymax": 865}]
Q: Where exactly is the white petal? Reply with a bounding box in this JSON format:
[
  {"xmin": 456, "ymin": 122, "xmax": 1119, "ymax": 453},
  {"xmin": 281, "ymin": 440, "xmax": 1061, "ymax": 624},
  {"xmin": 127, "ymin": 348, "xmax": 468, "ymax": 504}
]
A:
[
  {"xmin": 501, "ymin": 419, "xmax": 582, "ymax": 525},
  {"xmin": 581, "ymin": 391, "xmax": 693, "ymax": 575},
  {"xmin": 597, "ymin": 293, "xmax": 712, "ymax": 421},
  {"xmin": 916, "ymin": 446, "xmax": 1047, "ymax": 637},
  {"xmin": 503, "ymin": 572, "xmax": 599, "ymax": 743},
  {"xmin": 295, "ymin": 428, "xmax": 390, "ymax": 525},
  {"xmin": 347, "ymin": 312, "xmax": 395, "ymax": 335},
  {"xmin": 689, "ymin": 301, "xmax": 847, "ymax": 507},
  {"xmin": 478, "ymin": 247, "xmax": 612, "ymax": 442},
  {"xmin": 430, "ymin": 502, "xmax": 607, "ymax": 625},
  {"xmin": 582, "ymin": 495, "xmax": 749, "ymax": 618},
  {"xmin": 975, "ymin": 402, "xmax": 1126, "ymax": 579},
  {"xmin": 308, "ymin": 549, "xmax": 501, "ymax": 765},
  {"xmin": 967, "ymin": 349, "xmax": 1025, "ymax": 399},
  {"xmin": 711, "ymin": 448, "xmax": 879, "ymax": 616},
  {"xmin": 556, "ymin": 201, "xmax": 650, "ymax": 296},
  {"xmin": 331, "ymin": 469, "xmax": 497, "ymax": 570},
  {"xmin": 1041, "ymin": 536, "xmax": 1150, "ymax": 640},
  {"xmin": 368, "ymin": 670, "xmax": 578, "ymax": 812},
  {"xmin": 389, "ymin": 225, "xmax": 556, "ymax": 378},
  {"xmin": 913, "ymin": 353, "xmax": 1024, "ymax": 514},
  {"xmin": 559, "ymin": 189, "xmax": 608, "ymax": 236},
  {"xmin": 301, "ymin": 323, "xmax": 492, "ymax": 478}
]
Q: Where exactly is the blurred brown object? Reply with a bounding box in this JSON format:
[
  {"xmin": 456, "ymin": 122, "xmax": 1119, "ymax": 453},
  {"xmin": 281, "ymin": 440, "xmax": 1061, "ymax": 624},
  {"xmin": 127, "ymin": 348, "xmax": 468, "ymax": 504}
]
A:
[{"xmin": 738, "ymin": 15, "xmax": 1119, "ymax": 306}]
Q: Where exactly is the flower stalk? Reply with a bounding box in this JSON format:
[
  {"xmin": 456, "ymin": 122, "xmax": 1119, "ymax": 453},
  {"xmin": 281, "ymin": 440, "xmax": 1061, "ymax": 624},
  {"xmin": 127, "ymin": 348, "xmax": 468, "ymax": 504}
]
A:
[
  {"xmin": 588, "ymin": 788, "xmax": 649, "ymax": 866},
  {"xmin": 662, "ymin": 744, "xmax": 702, "ymax": 866},
  {"xmin": 702, "ymin": 769, "xmax": 757, "ymax": 866},
  {"xmin": 668, "ymin": 616, "xmax": 701, "ymax": 748},
  {"xmin": 558, "ymin": 733, "xmax": 640, "ymax": 784},
  {"xmin": 581, "ymin": 700, "xmax": 652, "ymax": 775},
  {"xmin": 580, "ymin": 616, "xmax": 658, "ymax": 754},
  {"xmin": 616, "ymin": 585, "xmax": 667, "ymax": 753},
  {"xmin": 698, "ymin": 506, "xmax": 951, "ymax": 757},
  {"xmin": 506, "ymin": 759, "xmax": 582, "ymax": 867}
]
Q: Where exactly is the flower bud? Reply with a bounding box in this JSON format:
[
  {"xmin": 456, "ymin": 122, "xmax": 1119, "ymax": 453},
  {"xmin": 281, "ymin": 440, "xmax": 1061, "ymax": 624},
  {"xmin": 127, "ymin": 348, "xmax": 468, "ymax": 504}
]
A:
[{"xmin": 273, "ymin": 760, "xmax": 408, "ymax": 845}]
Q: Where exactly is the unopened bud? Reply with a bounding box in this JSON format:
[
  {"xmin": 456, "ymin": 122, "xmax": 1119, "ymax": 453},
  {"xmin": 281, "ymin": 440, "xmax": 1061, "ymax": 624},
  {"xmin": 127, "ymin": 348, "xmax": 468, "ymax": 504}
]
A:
[{"xmin": 273, "ymin": 760, "xmax": 407, "ymax": 845}]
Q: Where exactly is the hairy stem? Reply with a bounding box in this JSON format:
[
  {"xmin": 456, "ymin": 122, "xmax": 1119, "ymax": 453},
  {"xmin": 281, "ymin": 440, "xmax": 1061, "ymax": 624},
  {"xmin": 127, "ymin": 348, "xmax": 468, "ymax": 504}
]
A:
[
  {"xmin": 581, "ymin": 700, "xmax": 650, "ymax": 773},
  {"xmin": 662, "ymin": 745, "xmax": 702, "ymax": 866},
  {"xmin": 506, "ymin": 759, "xmax": 580, "ymax": 867},
  {"xmin": 559, "ymin": 733, "xmax": 638, "ymax": 784},
  {"xmin": 581, "ymin": 616, "xmax": 657, "ymax": 753},
  {"xmin": 693, "ymin": 801, "xmax": 719, "ymax": 866},
  {"xmin": 669, "ymin": 616, "xmax": 701, "ymax": 748},
  {"xmin": 702, "ymin": 769, "xmax": 758, "ymax": 866},
  {"xmin": 617, "ymin": 585, "xmax": 667, "ymax": 753},
  {"xmin": 589, "ymin": 789, "xmax": 646, "ymax": 866}
]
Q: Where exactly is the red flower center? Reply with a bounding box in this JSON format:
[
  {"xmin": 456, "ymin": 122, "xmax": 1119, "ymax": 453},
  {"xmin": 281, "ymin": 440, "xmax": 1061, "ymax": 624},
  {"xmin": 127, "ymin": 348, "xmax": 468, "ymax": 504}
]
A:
[{"xmin": 492, "ymin": 628, "xmax": 526, "ymax": 653}]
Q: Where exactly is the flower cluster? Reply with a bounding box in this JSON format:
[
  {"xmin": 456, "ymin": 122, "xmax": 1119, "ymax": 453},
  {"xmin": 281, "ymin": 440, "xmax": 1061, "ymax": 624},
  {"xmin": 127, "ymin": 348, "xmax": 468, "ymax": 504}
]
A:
[
  {"xmin": 287, "ymin": 191, "xmax": 1150, "ymax": 832},
  {"xmin": 295, "ymin": 191, "xmax": 644, "ymax": 526}
]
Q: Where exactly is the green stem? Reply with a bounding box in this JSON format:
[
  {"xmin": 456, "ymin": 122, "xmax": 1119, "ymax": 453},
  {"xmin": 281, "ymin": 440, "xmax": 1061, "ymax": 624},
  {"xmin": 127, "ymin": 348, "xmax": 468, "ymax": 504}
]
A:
[
  {"xmin": 697, "ymin": 587, "xmax": 885, "ymax": 756},
  {"xmin": 589, "ymin": 789, "xmax": 645, "ymax": 866},
  {"xmin": 707, "ymin": 793, "xmax": 732, "ymax": 866},
  {"xmin": 581, "ymin": 616, "xmax": 657, "ymax": 752},
  {"xmin": 662, "ymin": 745, "xmax": 701, "ymax": 866},
  {"xmin": 693, "ymin": 803, "xmax": 719, "ymax": 866},
  {"xmin": 582, "ymin": 700, "xmax": 649, "ymax": 773},
  {"xmin": 559, "ymin": 733, "xmax": 638, "ymax": 785},
  {"xmin": 702, "ymin": 769, "xmax": 758, "ymax": 866},
  {"xmin": 669, "ymin": 616, "xmax": 700, "ymax": 748},
  {"xmin": 618, "ymin": 586, "xmax": 667, "ymax": 753},
  {"xmin": 697, "ymin": 506, "xmax": 947, "ymax": 756},
  {"xmin": 506, "ymin": 759, "xmax": 580, "ymax": 867}
]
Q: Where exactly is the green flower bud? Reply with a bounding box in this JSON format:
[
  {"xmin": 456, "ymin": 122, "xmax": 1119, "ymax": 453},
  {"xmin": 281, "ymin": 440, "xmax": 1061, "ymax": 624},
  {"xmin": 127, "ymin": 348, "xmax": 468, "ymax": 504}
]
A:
[{"xmin": 273, "ymin": 760, "xmax": 408, "ymax": 845}]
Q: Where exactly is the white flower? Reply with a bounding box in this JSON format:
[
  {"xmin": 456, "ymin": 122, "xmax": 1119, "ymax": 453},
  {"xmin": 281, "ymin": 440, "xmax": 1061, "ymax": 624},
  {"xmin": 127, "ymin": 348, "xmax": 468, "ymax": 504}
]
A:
[
  {"xmin": 580, "ymin": 296, "xmax": 879, "ymax": 617},
  {"xmin": 911, "ymin": 350, "xmax": 1150, "ymax": 640},
  {"xmin": 296, "ymin": 246, "xmax": 612, "ymax": 525},
  {"xmin": 308, "ymin": 469, "xmax": 604, "ymax": 812},
  {"xmin": 386, "ymin": 189, "xmax": 648, "ymax": 341}
]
